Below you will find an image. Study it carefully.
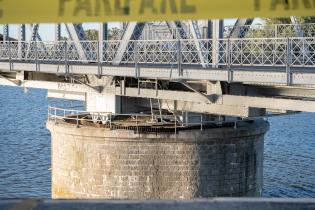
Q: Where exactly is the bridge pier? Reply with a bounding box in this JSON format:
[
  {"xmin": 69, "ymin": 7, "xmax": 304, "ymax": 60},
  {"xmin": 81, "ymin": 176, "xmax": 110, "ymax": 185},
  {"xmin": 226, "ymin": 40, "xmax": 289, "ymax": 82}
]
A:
[{"xmin": 47, "ymin": 104, "xmax": 269, "ymax": 199}]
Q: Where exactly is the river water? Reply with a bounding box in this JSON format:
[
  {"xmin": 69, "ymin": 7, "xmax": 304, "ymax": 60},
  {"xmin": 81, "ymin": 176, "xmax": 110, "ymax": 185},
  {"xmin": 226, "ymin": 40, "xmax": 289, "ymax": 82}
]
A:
[{"xmin": 0, "ymin": 86, "xmax": 314, "ymax": 198}]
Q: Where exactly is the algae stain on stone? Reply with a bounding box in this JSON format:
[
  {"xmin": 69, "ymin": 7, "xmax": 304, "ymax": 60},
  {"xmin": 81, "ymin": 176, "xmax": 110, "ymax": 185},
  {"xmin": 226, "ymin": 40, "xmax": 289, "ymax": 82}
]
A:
[
  {"xmin": 74, "ymin": 150, "xmax": 84, "ymax": 170},
  {"xmin": 52, "ymin": 184, "xmax": 74, "ymax": 198}
]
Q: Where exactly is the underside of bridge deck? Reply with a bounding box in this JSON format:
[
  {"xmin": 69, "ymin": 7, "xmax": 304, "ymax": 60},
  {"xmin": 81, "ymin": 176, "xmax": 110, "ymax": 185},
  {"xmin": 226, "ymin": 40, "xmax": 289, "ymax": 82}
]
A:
[{"xmin": 1, "ymin": 70, "xmax": 315, "ymax": 118}]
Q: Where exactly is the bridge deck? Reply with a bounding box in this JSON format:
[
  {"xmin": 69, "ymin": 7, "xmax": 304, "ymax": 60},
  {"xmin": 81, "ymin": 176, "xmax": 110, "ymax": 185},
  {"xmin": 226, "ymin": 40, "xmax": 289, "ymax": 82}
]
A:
[
  {"xmin": 0, "ymin": 37, "xmax": 314, "ymax": 86},
  {"xmin": 1, "ymin": 62, "xmax": 315, "ymax": 87}
]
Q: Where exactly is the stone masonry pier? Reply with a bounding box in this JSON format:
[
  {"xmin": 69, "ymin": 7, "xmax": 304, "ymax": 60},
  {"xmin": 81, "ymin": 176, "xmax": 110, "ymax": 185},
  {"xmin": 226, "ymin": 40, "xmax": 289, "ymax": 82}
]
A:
[{"xmin": 47, "ymin": 119, "xmax": 269, "ymax": 199}]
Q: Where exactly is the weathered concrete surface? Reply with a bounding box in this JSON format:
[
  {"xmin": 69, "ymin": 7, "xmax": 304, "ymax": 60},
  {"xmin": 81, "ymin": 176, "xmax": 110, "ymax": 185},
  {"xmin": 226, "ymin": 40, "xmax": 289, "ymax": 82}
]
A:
[
  {"xmin": 47, "ymin": 120, "xmax": 269, "ymax": 199},
  {"xmin": 1, "ymin": 199, "xmax": 315, "ymax": 210}
]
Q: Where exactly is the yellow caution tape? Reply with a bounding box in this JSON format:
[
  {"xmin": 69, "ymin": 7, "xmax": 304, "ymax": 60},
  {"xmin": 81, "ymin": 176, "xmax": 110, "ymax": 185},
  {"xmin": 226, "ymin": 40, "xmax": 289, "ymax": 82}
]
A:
[{"xmin": 0, "ymin": 0, "xmax": 314, "ymax": 24}]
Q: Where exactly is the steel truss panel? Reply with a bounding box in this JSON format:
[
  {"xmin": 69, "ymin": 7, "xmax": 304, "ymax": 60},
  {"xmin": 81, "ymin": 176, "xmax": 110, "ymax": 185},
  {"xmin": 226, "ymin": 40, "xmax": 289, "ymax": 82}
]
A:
[
  {"xmin": 112, "ymin": 22, "xmax": 145, "ymax": 65},
  {"xmin": 290, "ymin": 17, "xmax": 303, "ymax": 37},
  {"xmin": 65, "ymin": 24, "xmax": 89, "ymax": 61},
  {"xmin": 229, "ymin": 19, "xmax": 254, "ymax": 38}
]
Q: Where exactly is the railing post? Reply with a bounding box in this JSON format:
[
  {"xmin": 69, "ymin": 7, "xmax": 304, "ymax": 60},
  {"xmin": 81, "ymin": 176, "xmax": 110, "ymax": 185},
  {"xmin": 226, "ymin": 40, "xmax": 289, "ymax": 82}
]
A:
[
  {"xmin": 134, "ymin": 41, "xmax": 139, "ymax": 78},
  {"xmin": 35, "ymin": 39, "xmax": 39, "ymax": 71},
  {"xmin": 8, "ymin": 41, "xmax": 12, "ymax": 71},
  {"xmin": 97, "ymin": 41, "xmax": 102, "ymax": 78},
  {"xmin": 64, "ymin": 41, "xmax": 68, "ymax": 75},
  {"xmin": 227, "ymin": 38, "xmax": 232, "ymax": 83},
  {"xmin": 286, "ymin": 37, "xmax": 292, "ymax": 86}
]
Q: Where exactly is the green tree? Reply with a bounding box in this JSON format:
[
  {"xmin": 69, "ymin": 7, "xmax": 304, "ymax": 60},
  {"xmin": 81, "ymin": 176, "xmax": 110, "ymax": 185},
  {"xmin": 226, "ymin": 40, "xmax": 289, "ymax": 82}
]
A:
[
  {"xmin": 108, "ymin": 27, "xmax": 121, "ymax": 40},
  {"xmin": 85, "ymin": 29, "xmax": 99, "ymax": 41}
]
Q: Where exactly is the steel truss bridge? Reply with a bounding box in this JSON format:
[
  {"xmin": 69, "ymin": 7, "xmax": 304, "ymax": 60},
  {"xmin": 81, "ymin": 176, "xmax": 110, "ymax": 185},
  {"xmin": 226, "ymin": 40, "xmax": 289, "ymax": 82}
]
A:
[{"xmin": 0, "ymin": 18, "xmax": 315, "ymax": 118}]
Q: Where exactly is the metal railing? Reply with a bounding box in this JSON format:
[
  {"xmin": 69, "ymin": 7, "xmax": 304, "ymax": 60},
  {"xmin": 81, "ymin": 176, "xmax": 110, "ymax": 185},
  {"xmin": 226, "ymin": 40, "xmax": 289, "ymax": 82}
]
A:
[
  {"xmin": 47, "ymin": 106, "xmax": 254, "ymax": 134},
  {"xmin": 0, "ymin": 37, "xmax": 314, "ymax": 69},
  {"xmin": 48, "ymin": 106, "xmax": 182, "ymax": 130},
  {"xmin": 48, "ymin": 107, "xmax": 294, "ymax": 135}
]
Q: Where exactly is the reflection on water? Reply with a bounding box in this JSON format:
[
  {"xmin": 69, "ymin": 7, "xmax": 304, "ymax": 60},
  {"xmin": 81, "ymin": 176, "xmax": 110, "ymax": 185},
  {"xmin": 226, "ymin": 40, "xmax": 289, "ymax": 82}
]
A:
[{"xmin": 0, "ymin": 86, "xmax": 314, "ymax": 198}]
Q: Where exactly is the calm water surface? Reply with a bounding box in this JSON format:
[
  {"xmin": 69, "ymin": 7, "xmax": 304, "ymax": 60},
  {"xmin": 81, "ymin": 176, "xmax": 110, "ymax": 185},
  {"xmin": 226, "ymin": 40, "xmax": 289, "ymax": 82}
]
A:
[{"xmin": 0, "ymin": 86, "xmax": 314, "ymax": 198}]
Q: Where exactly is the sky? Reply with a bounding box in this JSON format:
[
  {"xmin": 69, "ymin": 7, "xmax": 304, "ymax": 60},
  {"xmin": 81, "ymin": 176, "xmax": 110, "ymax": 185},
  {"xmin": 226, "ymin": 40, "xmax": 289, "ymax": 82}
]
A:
[{"xmin": 0, "ymin": 19, "xmax": 262, "ymax": 41}]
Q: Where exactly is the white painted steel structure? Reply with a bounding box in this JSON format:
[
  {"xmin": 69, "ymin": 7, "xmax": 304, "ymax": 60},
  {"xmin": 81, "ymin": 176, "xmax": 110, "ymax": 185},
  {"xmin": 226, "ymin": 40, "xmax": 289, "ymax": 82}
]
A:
[{"xmin": 0, "ymin": 20, "xmax": 315, "ymax": 118}]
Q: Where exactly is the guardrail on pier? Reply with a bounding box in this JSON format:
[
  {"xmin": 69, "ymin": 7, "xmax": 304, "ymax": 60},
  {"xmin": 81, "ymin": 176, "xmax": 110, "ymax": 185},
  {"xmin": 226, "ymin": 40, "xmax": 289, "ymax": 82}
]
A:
[{"xmin": 47, "ymin": 106, "xmax": 277, "ymax": 134}]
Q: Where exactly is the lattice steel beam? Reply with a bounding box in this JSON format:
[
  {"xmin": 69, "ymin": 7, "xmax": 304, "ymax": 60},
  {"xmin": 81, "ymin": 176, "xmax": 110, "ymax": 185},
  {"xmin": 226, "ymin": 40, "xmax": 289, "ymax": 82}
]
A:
[
  {"xmin": 3, "ymin": 24, "xmax": 9, "ymax": 42},
  {"xmin": 228, "ymin": 19, "xmax": 254, "ymax": 38},
  {"xmin": 99, "ymin": 23, "xmax": 108, "ymax": 42},
  {"xmin": 18, "ymin": 24, "xmax": 26, "ymax": 59},
  {"xmin": 18, "ymin": 24, "xmax": 26, "ymax": 41},
  {"xmin": 55, "ymin": 24, "xmax": 61, "ymax": 41},
  {"xmin": 26, "ymin": 24, "xmax": 43, "ymax": 41},
  {"xmin": 188, "ymin": 21, "xmax": 209, "ymax": 67},
  {"xmin": 166, "ymin": 21, "xmax": 210, "ymax": 67},
  {"xmin": 211, "ymin": 20, "xmax": 224, "ymax": 68},
  {"xmin": 166, "ymin": 21, "xmax": 189, "ymax": 39},
  {"xmin": 25, "ymin": 24, "xmax": 48, "ymax": 60},
  {"xmin": 65, "ymin": 23, "xmax": 88, "ymax": 61},
  {"xmin": 112, "ymin": 22, "xmax": 145, "ymax": 65},
  {"xmin": 290, "ymin": 17, "xmax": 304, "ymax": 37},
  {"xmin": 25, "ymin": 24, "xmax": 40, "ymax": 59},
  {"xmin": 99, "ymin": 23, "xmax": 108, "ymax": 63}
]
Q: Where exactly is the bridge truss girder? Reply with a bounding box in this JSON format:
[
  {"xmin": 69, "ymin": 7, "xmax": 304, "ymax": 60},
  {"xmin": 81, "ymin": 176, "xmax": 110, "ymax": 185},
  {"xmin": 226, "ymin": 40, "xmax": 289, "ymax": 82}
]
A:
[
  {"xmin": 229, "ymin": 17, "xmax": 304, "ymax": 38},
  {"xmin": 228, "ymin": 19, "xmax": 254, "ymax": 38},
  {"xmin": 65, "ymin": 24, "xmax": 89, "ymax": 61},
  {"xmin": 113, "ymin": 21, "xmax": 212, "ymax": 67}
]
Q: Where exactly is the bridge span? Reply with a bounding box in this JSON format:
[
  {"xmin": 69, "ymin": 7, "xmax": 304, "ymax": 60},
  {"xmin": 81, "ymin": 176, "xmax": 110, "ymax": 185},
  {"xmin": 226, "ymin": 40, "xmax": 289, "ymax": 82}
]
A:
[
  {"xmin": 1, "ymin": 36, "xmax": 315, "ymax": 117},
  {"xmin": 0, "ymin": 20, "xmax": 315, "ymax": 199}
]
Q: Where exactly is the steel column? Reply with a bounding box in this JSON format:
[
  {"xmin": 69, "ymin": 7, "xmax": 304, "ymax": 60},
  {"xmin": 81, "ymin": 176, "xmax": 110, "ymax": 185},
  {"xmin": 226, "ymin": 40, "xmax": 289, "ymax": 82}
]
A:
[
  {"xmin": 3, "ymin": 24, "xmax": 9, "ymax": 42},
  {"xmin": 166, "ymin": 21, "xmax": 189, "ymax": 39},
  {"xmin": 188, "ymin": 20, "xmax": 209, "ymax": 67},
  {"xmin": 99, "ymin": 23, "xmax": 108, "ymax": 63},
  {"xmin": 290, "ymin": 16, "xmax": 303, "ymax": 37},
  {"xmin": 55, "ymin": 24, "xmax": 61, "ymax": 41},
  {"xmin": 211, "ymin": 20, "xmax": 224, "ymax": 68},
  {"xmin": 18, "ymin": 24, "xmax": 26, "ymax": 60},
  {"xmin": 26, "ymin": 24, "xmax": 40, "ymax": 59},
  {"xmin": 228, "ymin": 19, "xmax": 254, "ymax": 38}
]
